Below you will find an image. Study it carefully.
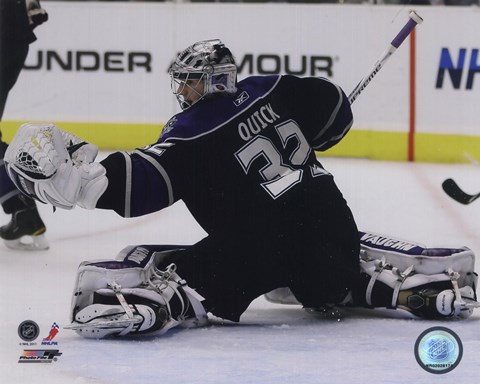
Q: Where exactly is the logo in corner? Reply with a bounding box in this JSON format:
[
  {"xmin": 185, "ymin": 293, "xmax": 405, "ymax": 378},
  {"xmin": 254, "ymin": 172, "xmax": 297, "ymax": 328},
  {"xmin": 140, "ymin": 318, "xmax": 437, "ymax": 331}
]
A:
[
  {"xmin": 18, "ymin": 320, "xmax": 40, "ymax": 342},
  {"xmin": 42, "ymin": 322, "xmax": 60, "ymax": 345},
  {"xmin": 414, "ymin": 326, "xmax": 463, "ymax": 374},
  {"xmin": 18, "ymin": 349, "xmax": 62, "ymax": 364}
]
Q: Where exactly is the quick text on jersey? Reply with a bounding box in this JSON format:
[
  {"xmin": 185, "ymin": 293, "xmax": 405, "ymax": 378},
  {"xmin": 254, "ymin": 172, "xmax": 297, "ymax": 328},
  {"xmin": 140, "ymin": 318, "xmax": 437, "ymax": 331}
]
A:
[{"xmin": 238, "ymin": 103, "xmax": 280, "ymax": 141}]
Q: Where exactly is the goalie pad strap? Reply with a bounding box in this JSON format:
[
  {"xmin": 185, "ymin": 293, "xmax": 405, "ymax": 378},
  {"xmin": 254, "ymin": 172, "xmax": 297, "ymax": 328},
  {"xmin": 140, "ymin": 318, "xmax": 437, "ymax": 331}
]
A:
[
  {"xmin": 110, "ymin": 283, "xmax": 137, "ymax": 336},
  {"xmin": 391, "ymin": 265, "xmax": 414, "ymax": 308},
  {"xmin": 365, "ymin": 260, "xmax": 413, "ymax": 308},
  {"xmin": 182, "ymin": 285, "xmax": 207, "ymax": 325},
  {"xmin": 365, "ymin": 261, "xmax": 385, "ymax": 307}
]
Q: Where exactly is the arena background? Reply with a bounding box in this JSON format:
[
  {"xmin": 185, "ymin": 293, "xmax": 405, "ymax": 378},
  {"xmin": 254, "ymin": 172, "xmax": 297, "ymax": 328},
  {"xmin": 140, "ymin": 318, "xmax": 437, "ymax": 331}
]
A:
[
  {"xmin": 2, "ymin": 3, "xmax": 480, "ymax": 383},
  {"xmin": 1, "ymin": 2, "xmax": 479, "ymax": 162}
]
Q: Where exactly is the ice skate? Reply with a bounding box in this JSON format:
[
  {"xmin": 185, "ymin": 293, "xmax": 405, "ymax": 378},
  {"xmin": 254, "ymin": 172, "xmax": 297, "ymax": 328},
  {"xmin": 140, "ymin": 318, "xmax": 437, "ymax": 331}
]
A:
[{"xmin": 0, "ymin": 206, "xmax": 49, "ymax": 251}]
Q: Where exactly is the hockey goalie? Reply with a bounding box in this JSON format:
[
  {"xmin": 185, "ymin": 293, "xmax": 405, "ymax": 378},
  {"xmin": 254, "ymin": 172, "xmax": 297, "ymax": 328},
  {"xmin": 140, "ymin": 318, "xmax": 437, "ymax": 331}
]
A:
[
  {"xmin": 3, "ymin": 38, "xmax": 480, "ymax": 338},
  {"xmin": 4, "ymin": 122, "xmax": 479, "ymax": 339}
]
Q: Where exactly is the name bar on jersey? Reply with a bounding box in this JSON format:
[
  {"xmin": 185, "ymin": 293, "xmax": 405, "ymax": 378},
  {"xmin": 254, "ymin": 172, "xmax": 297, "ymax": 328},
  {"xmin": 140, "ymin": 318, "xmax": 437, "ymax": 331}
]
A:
[{"xmin": 238, "ymin": 103, "xmax": 281, "ymax": 141}]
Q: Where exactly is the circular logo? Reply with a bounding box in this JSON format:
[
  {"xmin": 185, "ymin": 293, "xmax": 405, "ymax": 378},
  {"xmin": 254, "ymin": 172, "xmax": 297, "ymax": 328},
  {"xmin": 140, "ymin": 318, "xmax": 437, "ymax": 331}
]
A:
[
  {"xmin": 414, "ymin": 326, "xmax": 463, "ymax": 374},
  {"xmin": 18, "ymin": 320, "xmax": 40, "ymax": 342}
]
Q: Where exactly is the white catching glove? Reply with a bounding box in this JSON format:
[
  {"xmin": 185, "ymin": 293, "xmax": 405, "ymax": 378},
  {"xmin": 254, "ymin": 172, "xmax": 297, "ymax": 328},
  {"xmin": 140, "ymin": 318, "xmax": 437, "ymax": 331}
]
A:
[
  {"xmin": 61, "ymin": 130, "xmax": 99, "ymax": 166},
  {"xmin": 4, "ymin": 123, "xmax": 108, "ymax": 210}
]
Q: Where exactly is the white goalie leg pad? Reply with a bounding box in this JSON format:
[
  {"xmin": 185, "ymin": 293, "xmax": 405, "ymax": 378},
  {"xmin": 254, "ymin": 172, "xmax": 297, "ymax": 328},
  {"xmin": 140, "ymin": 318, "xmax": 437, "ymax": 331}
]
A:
[
  {"xmin": 66, "ymin": 247, "xmax": 208, "ymax": 338},
  {"xmin": 360, "ymin": 231, "xmax": 477, "ymax": 287},
  {"xmin": 359, "ymin": 231, "xmax": 479, "ymax": 318}
]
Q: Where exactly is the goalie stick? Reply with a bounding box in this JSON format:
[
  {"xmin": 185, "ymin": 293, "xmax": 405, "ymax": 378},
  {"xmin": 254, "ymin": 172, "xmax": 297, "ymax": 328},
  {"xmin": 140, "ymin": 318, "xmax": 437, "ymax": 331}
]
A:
[
  {"xmin": 348, "ymin": 11, "xmax": 423, "ymax": 104},
  {"xmin": 442, "ymin": 178, "xmax": 480, "ymax": 205}
]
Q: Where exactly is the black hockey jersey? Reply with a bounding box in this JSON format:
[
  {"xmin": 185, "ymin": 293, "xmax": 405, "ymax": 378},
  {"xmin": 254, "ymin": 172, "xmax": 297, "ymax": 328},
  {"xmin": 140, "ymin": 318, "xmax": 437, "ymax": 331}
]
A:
[{"xmin": 97, "ymin": 75, "xmax": 353, "ymax": 238}]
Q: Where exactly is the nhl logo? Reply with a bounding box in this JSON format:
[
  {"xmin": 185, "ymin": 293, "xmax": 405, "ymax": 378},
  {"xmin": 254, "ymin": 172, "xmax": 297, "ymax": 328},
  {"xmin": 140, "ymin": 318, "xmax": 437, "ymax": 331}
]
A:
[{"xmin": 18, "ymin": 320, "xmax": 40, "ymax": 342}]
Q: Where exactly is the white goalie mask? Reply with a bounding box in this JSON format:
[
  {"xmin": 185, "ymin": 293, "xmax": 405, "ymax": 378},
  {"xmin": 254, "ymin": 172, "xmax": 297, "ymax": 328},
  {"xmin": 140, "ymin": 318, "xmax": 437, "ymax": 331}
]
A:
[{"xmin": 169, "ymin": 39, "xmax": 238, "ymax": 110}]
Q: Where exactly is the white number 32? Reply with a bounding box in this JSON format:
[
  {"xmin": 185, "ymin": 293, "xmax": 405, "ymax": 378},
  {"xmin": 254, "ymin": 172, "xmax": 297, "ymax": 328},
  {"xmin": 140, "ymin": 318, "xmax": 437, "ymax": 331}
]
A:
[{"xmin": 235, "ymin": 119, "xmax": 328, "ymax": 199}]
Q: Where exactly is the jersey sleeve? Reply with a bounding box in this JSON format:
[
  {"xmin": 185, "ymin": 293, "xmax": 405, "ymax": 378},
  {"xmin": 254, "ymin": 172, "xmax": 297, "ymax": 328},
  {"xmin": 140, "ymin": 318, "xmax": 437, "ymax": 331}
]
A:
[
  {"xmin": 311, "ymin": 78, "xmax": 353, "ymax": 151},
  {"xmin": 96, "ymin": 149, "xmax": 174, "ymax": 218},
  {"xmin": 288, "ymin": 76, "xmax": 353, "ymax": 152}
]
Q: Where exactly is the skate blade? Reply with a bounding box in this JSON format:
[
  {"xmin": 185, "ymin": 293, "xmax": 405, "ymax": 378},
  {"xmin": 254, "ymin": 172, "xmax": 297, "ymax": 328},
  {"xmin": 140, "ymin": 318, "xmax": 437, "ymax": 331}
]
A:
[{"xmin": 3, "ymin": 234, "xmax": 49, "ymax": 251}]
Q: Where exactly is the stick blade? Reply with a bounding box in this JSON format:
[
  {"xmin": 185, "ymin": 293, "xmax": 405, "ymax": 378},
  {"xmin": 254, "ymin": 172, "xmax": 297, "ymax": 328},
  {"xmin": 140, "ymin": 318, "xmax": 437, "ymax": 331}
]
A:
[{"xmin": 442, "ymin": 178, "xmax": 479, "ymax": 205}]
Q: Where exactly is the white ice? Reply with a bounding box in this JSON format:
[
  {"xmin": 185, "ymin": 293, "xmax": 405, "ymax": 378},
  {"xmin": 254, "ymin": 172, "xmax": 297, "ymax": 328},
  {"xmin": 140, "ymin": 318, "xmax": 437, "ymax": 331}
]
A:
[{"xmin": 1, "ymin": 156, "xmax": 480, "ymax": 384}]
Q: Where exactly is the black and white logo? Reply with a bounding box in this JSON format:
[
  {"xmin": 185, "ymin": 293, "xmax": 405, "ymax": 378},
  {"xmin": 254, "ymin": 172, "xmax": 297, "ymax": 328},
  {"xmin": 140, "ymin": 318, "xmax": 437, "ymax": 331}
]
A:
[
  {"xmin": 18, "ymin": 320, "xmax": 40, "ymax": 342},
  {"xmin": 234, "ymin": 91, "xmax": 249, "ymax": 106}
]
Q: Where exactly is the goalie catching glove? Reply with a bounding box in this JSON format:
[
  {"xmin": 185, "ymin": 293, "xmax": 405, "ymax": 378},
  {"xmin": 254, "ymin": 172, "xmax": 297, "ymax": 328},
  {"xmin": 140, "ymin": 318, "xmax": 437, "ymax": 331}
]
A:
[{"xmin": 4, "ymin": 123, "xmax": 107, "ymax": 210}]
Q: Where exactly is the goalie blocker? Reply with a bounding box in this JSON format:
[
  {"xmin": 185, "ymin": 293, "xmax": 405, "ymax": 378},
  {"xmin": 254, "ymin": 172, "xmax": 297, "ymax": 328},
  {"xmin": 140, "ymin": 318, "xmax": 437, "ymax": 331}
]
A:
[{"xmin": 267, "ymin": 231, "xmax": 479, "ymax": 319}]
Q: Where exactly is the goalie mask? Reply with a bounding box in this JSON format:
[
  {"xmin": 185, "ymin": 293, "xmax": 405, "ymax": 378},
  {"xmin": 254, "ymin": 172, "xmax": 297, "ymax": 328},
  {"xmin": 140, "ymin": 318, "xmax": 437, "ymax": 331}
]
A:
[{"xmin": 169, "ymin": 39, "xmax": 238, "ymax": 110}]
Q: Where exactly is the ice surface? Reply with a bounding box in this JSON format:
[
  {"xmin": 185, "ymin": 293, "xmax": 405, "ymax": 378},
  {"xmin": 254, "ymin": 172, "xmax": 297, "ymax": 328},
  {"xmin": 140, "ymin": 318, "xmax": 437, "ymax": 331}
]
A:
[{"xmin": 1, "ymin": 157, "xmax": 479, "ymax": 384}]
